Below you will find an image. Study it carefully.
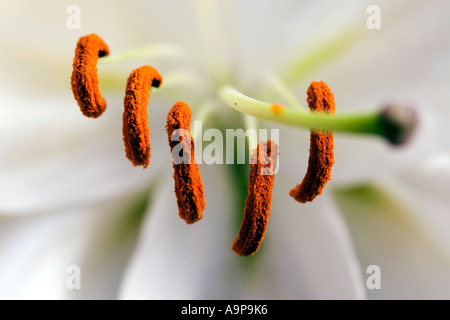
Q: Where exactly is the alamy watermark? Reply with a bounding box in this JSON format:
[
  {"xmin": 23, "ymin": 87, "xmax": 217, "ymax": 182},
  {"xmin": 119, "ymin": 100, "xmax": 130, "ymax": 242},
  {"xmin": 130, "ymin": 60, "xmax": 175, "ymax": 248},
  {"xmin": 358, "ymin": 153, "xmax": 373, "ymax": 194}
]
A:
[
  {"xmin": 170, "ymin": 123, "xmax": 280, "ymax": 175},
  {"xmin": 367, "ymin": 5, "xmax": 381, "ymax": 30},
  {"xmin": 66, "ymin": 265, "xmax": 81, "ymax": 290},
  {"xmin": 66, "ymin": 5, "xmax": 81, "ymax": 30},
  {"xmin": 366, "ymin": 265, "xmax": 381, "ymax": 290}
]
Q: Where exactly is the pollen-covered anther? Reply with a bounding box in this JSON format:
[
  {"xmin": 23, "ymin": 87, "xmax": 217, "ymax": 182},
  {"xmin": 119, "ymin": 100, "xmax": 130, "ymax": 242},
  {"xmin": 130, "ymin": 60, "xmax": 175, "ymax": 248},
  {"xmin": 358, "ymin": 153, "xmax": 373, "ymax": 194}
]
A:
[
  {"xmin": 71, "ymin": 33, "xmax": 110, "ymax": 118},
  {"xmin": 289, "ymin": 81, "xmax": 335, "ymax": 203},
  {"xmin": 232, "ymin": 140, "xmax": 279, "ymax": 256},
  {"xmin": 166, "ymin": 101, "xmax": 205, "ymax": 224},
  {"xmin": 122, "ymin": 65, "xmax": 163, "ymax": 168}
]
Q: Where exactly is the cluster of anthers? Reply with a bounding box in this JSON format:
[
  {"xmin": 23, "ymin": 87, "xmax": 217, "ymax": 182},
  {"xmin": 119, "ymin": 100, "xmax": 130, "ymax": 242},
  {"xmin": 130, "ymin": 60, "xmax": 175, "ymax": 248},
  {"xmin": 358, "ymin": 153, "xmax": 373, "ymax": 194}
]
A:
[{"xmin": 71, "ymin": 34, "xmax": 418, "ymax": 256}]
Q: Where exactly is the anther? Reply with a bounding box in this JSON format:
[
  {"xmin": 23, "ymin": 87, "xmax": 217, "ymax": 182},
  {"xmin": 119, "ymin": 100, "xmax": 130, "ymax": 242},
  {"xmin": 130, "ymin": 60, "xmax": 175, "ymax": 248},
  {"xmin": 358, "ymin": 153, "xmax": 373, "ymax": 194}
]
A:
[
  {"xmin": 290, "ymin": 81, "xmax": 335, "ymax": 203},
  {"xmin": 122, "ymin": 65, "xmax": 163, "ymax": 168},
  {"xmin": 71, "ymin": 34, "xmax": 110, "ymax": 118},
  {"xmin": 166, "ymin": 101, "xmax": 205, "ymax": 224},
  {"xmin": 232, "ymin": 141, "xmax": 279, "ymax": 256}
]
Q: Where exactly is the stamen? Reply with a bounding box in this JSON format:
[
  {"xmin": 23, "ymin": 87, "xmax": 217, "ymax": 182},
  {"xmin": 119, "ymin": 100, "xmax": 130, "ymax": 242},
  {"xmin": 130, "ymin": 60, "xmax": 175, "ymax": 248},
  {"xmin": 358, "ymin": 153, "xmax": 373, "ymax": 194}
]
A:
[
  {"xmin": 71, "ymin": 34, "xmax": 110, "ymax": 118},
  {"xmin": 290, "ymin": 81, "xmax": 335, "ymax": 203},
  {"xmin": 219, "ymin": 85, "xmax": 417, "ymax": 145},
  {"xmin": 232, "ymin": 141, "xmax": 279, "ymax": 256},
  {"xmin": 122, "ymin": 65, "xmax": 163, "ymax": 168},
  {"xmin": 166, "ymin": 101, "xmax": 206, "ymax": 224}
]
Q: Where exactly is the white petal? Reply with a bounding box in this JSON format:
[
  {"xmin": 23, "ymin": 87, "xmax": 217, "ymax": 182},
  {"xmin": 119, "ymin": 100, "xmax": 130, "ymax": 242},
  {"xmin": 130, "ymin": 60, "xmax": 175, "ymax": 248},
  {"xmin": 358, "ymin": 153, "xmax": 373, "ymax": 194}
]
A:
[
  {"xmin": 0, "ymin": 191, "xmax": 148, "ymax": 299},
  {"xmin": 0, "ymin": 1, "xmax": 155, "ymax": 97},
  {"xmin": 390, "ymin": 152, "xmax": 450, "ymax": 260},
  {"xmin": 334, "ymin": 180, "xmax": 450, "ymax": 299},
  {"xmin": 119, "ymin": 164, "xmax": 241, "ymax": 299},
  {"xmin": 0, "ymin": 94, "xmax": 168, "ymax": 215},
  {"xmin": 237, "ymin": 0, "xmax": 368, "ymax": 87},
  {"xmin": 246, "ymin": 161, "xmax": 366, "ymax": 299},
  {"xmin": 120, "ymin": 157, "xmax": 366, "ymax": 299}
]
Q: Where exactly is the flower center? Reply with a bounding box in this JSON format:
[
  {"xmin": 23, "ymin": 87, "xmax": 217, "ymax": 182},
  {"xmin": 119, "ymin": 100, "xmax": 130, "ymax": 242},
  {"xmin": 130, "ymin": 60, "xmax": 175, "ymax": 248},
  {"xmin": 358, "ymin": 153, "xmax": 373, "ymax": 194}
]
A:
[{"xmin": 70, "ymin": 25, "xmax": 419, "ymax": 257}]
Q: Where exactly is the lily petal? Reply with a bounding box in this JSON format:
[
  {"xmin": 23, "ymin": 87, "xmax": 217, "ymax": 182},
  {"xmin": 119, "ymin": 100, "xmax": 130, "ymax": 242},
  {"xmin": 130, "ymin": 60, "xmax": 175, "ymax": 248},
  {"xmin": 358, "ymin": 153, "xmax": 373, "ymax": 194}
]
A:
[
  {"xmin": 256, "ymin": 160, "xmax": 366, "ymax": 299},
  {"xmin": 389, "ymin": 152, "xmax": 450, "ymax": 260},
  {"xmin": 119, "ymin": 164, "xmax": 241, "ymax": 299},
  {"xmin": 334, "ymin": 180, "xmax": 450, "ymax": 299},
  {"xmin": 0, "ymin": 95, "xmax": 169, "ymax": 215},
  {"xmin": 0, "ymin": 190, "xmax": 149, "ymax": 299},
  {"xmin": 120, "ymin": 158, "xmax": 366, "ymax": 299}
]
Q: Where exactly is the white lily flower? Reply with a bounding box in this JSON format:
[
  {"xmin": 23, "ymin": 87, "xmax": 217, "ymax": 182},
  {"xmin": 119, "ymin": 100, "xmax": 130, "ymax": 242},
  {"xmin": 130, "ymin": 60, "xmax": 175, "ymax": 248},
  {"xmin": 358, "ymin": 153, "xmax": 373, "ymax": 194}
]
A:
[{"xmin": 0, "ymin": 0, "xmax": 449, "ymax": 300}]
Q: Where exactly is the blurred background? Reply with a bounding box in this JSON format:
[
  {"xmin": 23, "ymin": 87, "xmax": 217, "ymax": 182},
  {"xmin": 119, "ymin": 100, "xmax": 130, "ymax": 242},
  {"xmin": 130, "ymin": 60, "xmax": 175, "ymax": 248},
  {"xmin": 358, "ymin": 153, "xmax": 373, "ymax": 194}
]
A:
[{"xmin": 0, "ymin": 0, "xmax": 449, "ymax": 300}]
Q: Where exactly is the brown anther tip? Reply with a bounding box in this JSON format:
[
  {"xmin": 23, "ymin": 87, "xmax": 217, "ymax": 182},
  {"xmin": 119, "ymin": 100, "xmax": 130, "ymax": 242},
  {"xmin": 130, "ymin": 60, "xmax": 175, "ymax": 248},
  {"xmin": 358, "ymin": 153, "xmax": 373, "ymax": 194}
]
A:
[
  {"xmin": 122, "ymin": 65, "xmax": 163, "ymax": 168},
  {"xmin": 306, "ymin": 81, "xmax": 336, "ymax": 114},
  {"xmin": 232, "ymin": 141, "xmax": 278, "ymax": 256},
  {"xmin": 71, "ymin": 33, "xmax": 110, "ymax": 118},
  {"xmin": 166, "ymin": 101, "xmax": 205, "ymax": 224},
  {"xmin": 290, "ymin": 81, "xmax": 335, "ymax": 203},
  {"xmin": 166, "ymin": 101, "xmax": 193, "ymax": 140},
  {"xmin": 271, "ymin": 103, "xmax": 284, "ymax": 115}
]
